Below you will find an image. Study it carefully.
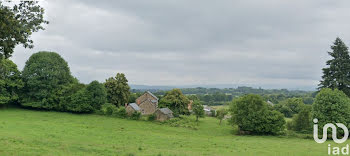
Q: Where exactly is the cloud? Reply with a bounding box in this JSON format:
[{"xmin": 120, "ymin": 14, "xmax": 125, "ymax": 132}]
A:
[{"xmin": 11, "ymin": 0, "xmax": 350, "ymax": 90}]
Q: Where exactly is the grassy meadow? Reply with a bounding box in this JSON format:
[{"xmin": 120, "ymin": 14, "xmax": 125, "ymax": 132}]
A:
[{"xmin": 0, "ymin": 108, "xmax": 340, "ymax": 156}]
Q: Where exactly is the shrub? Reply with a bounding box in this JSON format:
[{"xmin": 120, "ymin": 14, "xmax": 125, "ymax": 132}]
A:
[
  {"xmin": 65, "ymin": 89, "xmax": 94, "ymax": 113},
  {"xmin": 101, "ymin": 103, "xmax": 117, "ymax": 116},
  {"xmin": 60, "ymin": 80, "xmax": 107, "ymax": 113},
  {"xmin": 230, "ymin": 94, "xmax": 285, "ymax": 135},
  {"xmin": 312, "ymin": 88, "xmax": 350, "ymax": 135},
  {"xmin": 147, "ymin": 113, "xmax": 157, "ymax": 121},
  {"xmin": 162, "ymin": 115, "xmax": 198, "ymax": 130},
  {"xmin": 130, "ymin": 111, "xmax": 141, "ymax": 120},
  {"xmin": 288, "ymin": 105, "xmax": 312, "ymax": 133},
  {"xmin": 86, "ymin": 81, "xmax": 107, "ymax": 111},
  {"xmin": 21, "ymin": 52, "xmax": 74, "ymax": 110},
  {"xmin": 114, "ymin": 107, "xmax": 127, "ymax": 118}
]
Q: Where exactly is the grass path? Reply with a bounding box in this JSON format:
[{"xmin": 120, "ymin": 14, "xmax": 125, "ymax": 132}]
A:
[{"xmin": 0, "ymin": 108, "xmax": 340, "ymax": 155}]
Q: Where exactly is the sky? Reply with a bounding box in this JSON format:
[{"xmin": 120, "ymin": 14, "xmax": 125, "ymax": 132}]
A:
[{"xmin": 8, "ymin": 0, "xmax": 350, "ymax": 90}]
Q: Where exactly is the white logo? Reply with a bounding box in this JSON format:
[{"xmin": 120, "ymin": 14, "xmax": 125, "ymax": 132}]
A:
[{"xmin": 313, "ymin": 118, "xmax": 349, "ymax": 144}]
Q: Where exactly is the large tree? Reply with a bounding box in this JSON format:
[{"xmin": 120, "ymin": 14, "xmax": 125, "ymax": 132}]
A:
[
  {"xmin": 159, "ymin": 89, "xmax": 190, "ymax": 115},
  {"xmin": 0, "ymin": 1, "xmax": 48, "ymax": 59},
  {"xmin": 105, "ymin": 73, "xmax": 130, "ymax": 107},
  {"xmin": 0, "ymin": 59, "xmax": 23, "ymax": 106},
  {"xmin": 21, "ymin": 52, "xmax": 74, "ymax": 110},
  {"xmin": 319, "ymin": 37, "xmax": 350, "ymax": 97}
]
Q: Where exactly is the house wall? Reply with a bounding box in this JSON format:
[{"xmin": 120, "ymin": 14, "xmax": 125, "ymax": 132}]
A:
[
  {"xmin": 126, "ymin": 106, "xmax": 135, "ymax": 116},
  {"xmin": 136, "ymin": 93, "xmax": 157, "ymax": 105},
  {"xmin": 139, "ymin": 100, "xmax": 157, "ymax": 115},
  {"xmin": 156, "ymin": 111, "xmax": 169, "ymax": 121}
]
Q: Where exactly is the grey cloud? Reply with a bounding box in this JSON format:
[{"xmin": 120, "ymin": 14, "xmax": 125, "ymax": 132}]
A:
[{"xmin": 11, "ymin": 0, "xmax": 350, "ymax": 90}]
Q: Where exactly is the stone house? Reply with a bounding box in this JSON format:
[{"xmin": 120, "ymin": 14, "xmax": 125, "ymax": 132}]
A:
[
  {"xmin": 136, "ymin": 91, "xmax": 158, "ymax": 115},
  {"xmin": 126, "ymin": 103, "xmax": 140, "ymax": 116},
  {"xmin": 155, "ymin": 108, "xmax": 174, "ymax": 121}
]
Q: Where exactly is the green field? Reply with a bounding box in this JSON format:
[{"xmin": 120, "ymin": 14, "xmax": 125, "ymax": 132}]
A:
[{"xmin": 0, "ymin": 108, "xmax": 341, "ymax": 156}]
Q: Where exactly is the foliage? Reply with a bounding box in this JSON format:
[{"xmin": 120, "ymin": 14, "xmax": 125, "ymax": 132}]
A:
[
  {"xmin": 287, "ymin": 105, "xmax": 312, "ymax": 133},
  {"xmin": 85, "ymin": 81, "xmax": 107, "ymax": 111},
  {"xmin": 162, "ymin": 115, "xmax": 198, "ymax": 130},
  {"xmin": 65, "ymin": 88, "xmax": 93, "ymax": 113},
  {"xmin": 159, "ymin": 89, "xmax": 190, "ymax": 115},
  {"xmin": 147, "ymin": 113, "xmax": 157, "ymax": 121},
  {"xmin": 105, "ymin": 73, "xmax": 130, "ymax": 107},
  {"xmin": 0, "ymin": 1, "xmax": 48, "ymax": 59},
  {"xmin": 319, "ymin": 37, "xmax": 350, "ymax": 97},
  {"xmin": 113, "ymin": 107, "xmax": 127, "ymax": 118},
  {"xmin": 101, "ymin": 103, "xmax": 117, "ymax": 116},
  {"xmin": 230, "ymin": 94, "xmax": 285, "ymax": 135},
  {"xmin": 312, "ymin": 88, "xmax": 350, "ymax": 135},
  {"xmin": 216, "ymin": 108, "xmax": 228, "ymax": 125},
  {"xmin": 130, "ymin": 111, "xmax": 141, "ymax": 120},
  {"xmin": 192, "ymin": 100, "xmax": 204, "ymax": 121},
  {"xmin": 0, "ymin": 59, "xmax": 23, "ymax": 106},
  {"xmin": 21, "ymin": 52, "xmax": 74, "ymax": 110},
  {"xmin": 274, "ymin": 98, "xmax": 305, "ymax": 117}
]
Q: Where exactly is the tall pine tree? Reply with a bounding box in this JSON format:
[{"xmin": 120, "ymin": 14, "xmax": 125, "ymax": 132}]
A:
[{"xmin": 319, "ymin": 37, "xmax": 350, "ymax": 96}]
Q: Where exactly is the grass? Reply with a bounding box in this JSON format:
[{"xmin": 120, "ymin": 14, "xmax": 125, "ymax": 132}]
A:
[{"xmin": 0, "ymin": 108, "xmax": 343, "ymax": 156}]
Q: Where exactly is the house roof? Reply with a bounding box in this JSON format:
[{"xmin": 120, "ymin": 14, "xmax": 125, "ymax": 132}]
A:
[
  {"xmin": 129, "ymin": 103, "xmax": 140, "ymax": 111},
  {"xmin": 159, "ymin": 108, "xmax": 173, "ymax": 115},
  {"xmin": 146, "ymin": 91, "xmax": 159, "ymax": 100}
]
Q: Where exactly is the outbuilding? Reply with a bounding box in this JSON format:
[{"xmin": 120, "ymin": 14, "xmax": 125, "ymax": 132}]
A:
[{"xmin": 155, "ymin": 108, "xmax": 174, "ymax": 121}]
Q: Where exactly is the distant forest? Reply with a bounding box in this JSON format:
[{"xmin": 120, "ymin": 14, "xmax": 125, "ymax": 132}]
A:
[{"xmin": 131, "ymin": 87, "xmax": 316, "ymax": 106}]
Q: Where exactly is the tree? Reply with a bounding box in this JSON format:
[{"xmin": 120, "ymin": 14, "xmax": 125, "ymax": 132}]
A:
[
  {"xmin": 159, "ymin": 89, "xmax": 190, "ymax": 115},
  {"xmin": 312, "ymin": 88, "xmax": 350, "ymax": 135},
  {"xmin": 0, "ymin": 59, "xmax": 23, "ymax": 106},
  {"xmin": 21, "ymin": 52, "xmax": 74, "ymax": 110},
  {"xmin": 192, "ymin": 101, "xmax": 204, "ymax": 121},
  {"xmin": 86, "ymin": 80, "xmax": 107, "ymax": 110},
  {"xmin": 230, "ymin": 94, "xmax": 285, "ymax": 135},
  {"xmin": 105, "ymin": 73, "xmax": 130, "ymax": 107},
  {"xmin": 287, "ymin": 105, "xmax": 312, "ymax": 132},
  {"xmin": 319, "ymin": 37, "xmax": 350, "ymax": 97},
  {"xmin": 0, "ymin": 1, "xmax": 48, "ymax": 59},
  {"xmin": 217, "ymin": 108, "xmax": 228, "ymax": 125},
  {"xmin": 274, "ymin": 98, "xmax": 304, "ymax": 117}
]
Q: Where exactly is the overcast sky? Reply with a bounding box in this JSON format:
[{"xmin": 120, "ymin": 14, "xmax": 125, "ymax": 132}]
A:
[{"xmin": 9, "ymin": 0, "xmax": 350, "ymax": 90}]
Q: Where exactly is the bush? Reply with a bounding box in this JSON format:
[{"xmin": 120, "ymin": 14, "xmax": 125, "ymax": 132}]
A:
[
  {"xmin": 230, "ymin": 94, "xmax": 285, "ymax": 135},
  {"xmin": 162, "ymin": 115, "xmax": 198, "ymax": 130},
  {"xmin": 101, "ymin": 103, "xmax": 117, "ymax": 116},
  {"xmin": 147, "ymin": 113, "xmax": 157, "ymax": 121},
  {"xmin": 130, "ymin": 111, "xmax": 141, "ymax": 120},
  {"xmin": 114, "ymin": 107, "xmax": 127, "ymax": 118},
  {"xmin": 288, "ymin": 105, "xmax": 312, "ymax": 133},
  {"xmin": 85, "ymin": 81, "xmax": 107, "ymax": 111},
  {"xmin": 61, "ymin": 80, "xmax": 107, "ymax": 113},
  {"xmin": 66, "ymin": 89, "xmax": 94, "ymax": 113},
  {"xmin": 312, "ymin": 88, "xmax": 350, "ymax": 135}
]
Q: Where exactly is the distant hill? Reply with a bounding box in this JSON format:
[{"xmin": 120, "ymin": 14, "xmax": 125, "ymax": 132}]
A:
[{"xmin": 130, "ymin": 84, "xmax": 316, "ymax": 91}]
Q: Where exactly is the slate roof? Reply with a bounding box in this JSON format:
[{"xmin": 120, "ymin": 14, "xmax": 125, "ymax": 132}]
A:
[
  {"xmin": 159, "ymin": 108, "xmax": 173, "ymax": 115},
  {"xmin": 129, "ymin": 103, "xmax": 140, "ymax": 111},
  {"xmin": 146, "ymin": 91, "xmax": 159, "ymax": 100}
]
